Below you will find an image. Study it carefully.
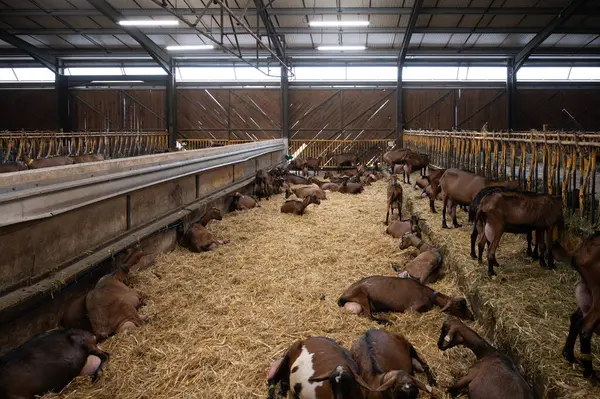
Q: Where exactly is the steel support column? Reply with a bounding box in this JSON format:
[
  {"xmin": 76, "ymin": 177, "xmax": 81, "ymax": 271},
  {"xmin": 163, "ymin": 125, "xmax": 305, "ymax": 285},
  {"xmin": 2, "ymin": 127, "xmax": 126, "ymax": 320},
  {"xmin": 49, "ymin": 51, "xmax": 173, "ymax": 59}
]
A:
[
  {"xmin": 280, "ymin": 66, "xmax": 289, "ymax": 140},
  {"xmin": 166, "ymin": 64, "xmax": 177, "ymax": 148},
  {"xmin": 507, "ymin": 60, "xmax": 517, "ymax": 130},
  {"xmin": 56, "ymin": 62, "xmax": 70, "ymax": 132},
  {"xmin": 396, "ymin": 64, "xmax": 404, "ymax": 147}
]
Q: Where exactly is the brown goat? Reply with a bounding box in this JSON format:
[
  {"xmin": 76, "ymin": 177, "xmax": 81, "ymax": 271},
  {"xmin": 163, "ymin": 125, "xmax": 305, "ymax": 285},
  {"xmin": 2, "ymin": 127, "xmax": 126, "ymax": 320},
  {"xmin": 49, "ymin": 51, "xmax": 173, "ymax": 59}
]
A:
[
  {"xmin": 233, "ymin": 192, "xmax": 260, "ymax": 210},
  {"xmin": 386, "ymin": 215, "xmax": 422, "ymax": 239},
  {"xmin": 476, "ymin": 190, "xmax": 563, "ymax": 276},
  {"xmin": 182, "ymin": 207, "xmax": 229, "ymax": 251},
  {"xmin": 438, "ymin": 168, "xmax": 518, "ymax": 228},
  {"xmin": 339, "ymin": 177, "xmax": 365, "ymax": 195},
  {"xmin": 255, "ymin": 169, "xmax": 274, "ymax": 200},
  {"xmin": 23, "ymin": 154, "xmax": 74, "ymax": 169},
  {"xmin": 338, "ymin": 276, "xmax": 474, "ymax": 324},
  {"xmin": 438, "ymin": 320, "xmax": 535, "ymax": 398},
  {"xmin": 323, "ymin": 171, "xmax": 347, "ymax": 184},
  {"xmin": 559, "ymin": 233, "xmax": 600, "ymax": 381},
  {"xmin": 351, "ymin": 329, "xmax": 436, "ymax": 399},
  {"xmin": 70, "ymin": 154, "xmax": 105, "ymax": 163},
  {"xmin": 0, "ymin": 161, "xmax": 28, "ymax": 173},
  {"xmin": 285, "ymin": 185, "xmax": 327, "ymax": 200},
  {"xmin": 394, "ymin": 232, "xmax": 444, "ymax": 284},
  {"xmin": 330, "ymin": 152, "xmax": 359, "ymax": 173},
  {"xmin": 385, "ymin": 149, "xmax": 429, "ymax": 184},
  {"xmin": 281, "ymin": 195, "xmax": 321, "ymax": 215},
  {"xmin": 383, "ymin": 149, "xmax": 411, "ymax": 167},
  {"xmin": 62, "ymin": 248, "xmax": 147, "ymax": 339},
  {"xmin": 267, "ymin": 336, "xmax": 375, "ymax": 399},
  {"xmin": 0, "ymin": 328, "xmax": 110, "ymax": 399},
  {"xmin": 305, "ymin": 156, "xmax": 322, "ymax": 175},
  {"xmin": 310, "ymin": 177, "xmax": 340, "ymax": 192},
  {"xmin": 386, "ymin": 175, "xmax": 403, "ymax": 224},
  {"xmin": 286, "ymin": 173, "xmax": 311, "ymax": 185}
]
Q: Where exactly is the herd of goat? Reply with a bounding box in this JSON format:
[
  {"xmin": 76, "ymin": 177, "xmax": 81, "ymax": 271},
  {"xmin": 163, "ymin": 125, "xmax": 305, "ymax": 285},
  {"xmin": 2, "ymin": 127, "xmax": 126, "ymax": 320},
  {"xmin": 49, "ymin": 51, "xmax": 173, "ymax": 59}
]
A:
[{"xmin": 1, "ymin": 146, "xmax": 600, "ymax": 399}]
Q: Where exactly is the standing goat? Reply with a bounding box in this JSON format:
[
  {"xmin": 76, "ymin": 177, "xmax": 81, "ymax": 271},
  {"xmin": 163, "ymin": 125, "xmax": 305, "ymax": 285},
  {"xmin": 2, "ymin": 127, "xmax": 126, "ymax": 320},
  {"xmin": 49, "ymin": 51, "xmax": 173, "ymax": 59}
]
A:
[
  {"xmin": 386, "ymin": 174, "xmax": 403, "ymax": 225},
  {"xmin": 438, "ymin": 320, "xmax": 535, "ymax": 398}
]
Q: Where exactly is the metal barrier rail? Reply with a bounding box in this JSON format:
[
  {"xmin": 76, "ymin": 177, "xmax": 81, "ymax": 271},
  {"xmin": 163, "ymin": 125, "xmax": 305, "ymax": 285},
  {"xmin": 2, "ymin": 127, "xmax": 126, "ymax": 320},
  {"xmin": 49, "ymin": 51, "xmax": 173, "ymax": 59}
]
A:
[
  {"xmin": 404, "ymin": 130, "xmax": 600, "ymax": 226},
  {"xmin": 184, "ymin": 139, "xmax": 255, "ymax": 149},
  {"xmin": 0, "ymin": 131, "xmax": 169, "ymax": 162}
]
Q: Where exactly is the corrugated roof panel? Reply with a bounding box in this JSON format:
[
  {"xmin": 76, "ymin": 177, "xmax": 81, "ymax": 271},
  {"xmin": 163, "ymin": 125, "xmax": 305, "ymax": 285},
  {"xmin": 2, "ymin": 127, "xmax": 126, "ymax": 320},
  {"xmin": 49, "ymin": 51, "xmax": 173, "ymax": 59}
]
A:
[
  {"xmin": 0, "ymin": 17, "xmax": 40, "ymax": 29},
  {"xmin": 369, "ymin": 15, "xmax": 401, "ymax": 28},
  {"xmin": 285, "ymin": 34, "xmax": 313, "ymax": 47},
  {"xmin": 585, "ymin": 36, "xmax": 600, "ymax": 48},
  {"xmin": 562, "ymin": 15, "xmax": 588, "ymax": 27},
  {"xmin": 371, "ymin": 0, "xmax": 403, "ymax": 6},
  {"xmin": 445, "ymin": 33, "xmax": 470, "ymax": 47},
  {"xmin": 427, "ymin": 14, "xmax": 462, "ymax": 28},
  {"xmin": 554, "ymin": 34, "xmax": 598, "ymax": 47},
  {"xmin": 106, "ymin": 0, "xmax": 142, "ymax": 8},
  {"xmin": 436, "ymin": 0, "xmax": 471, "ymax": 6},
  {"xmin": 409, "ymin": 33, "xmax": 424, "ymax": 46},
  {"xmin": 25, "ymin": 35, "xmax": 73, "ymax": 48},
  {"xmin": 475, "ymin": 33, "xmax": 508, "ymax": 46},
  {"xmin": 6, "ymin": 0, "xmax": 40, "ymax": 9},
  {"xmin": 503, "ymin": 0, "xmax": 537, "ymax": 6},
  {"xmin": 458, "ymin": 15, "xmax": 484, "ymax": 29},
  {"xmin": 367, "ymin": 33, "xmax": 396, "ymax": 45},
  {"xmin": 393, "ymin": 33, "xmax": 405, "ymax": 48},
  {"xmin": 169, "ymin": 34, "xmax": 209, "ymax": 46},
  {"xmin": 114, "ymin": 34, "xmax": 140, "ymax": 46},
  {"xmin": 341, "ymin": 0, "xmax": 370, "ymax": 6},
  {"xmin": 0, "ymin": 39, "xmax": 12, "ymax": 47},
  {"xmin": 276, "ymin": 15, "xmax": 307, "ymax": 28},
  {"xmin": 420, "ymin": 34, "xmax": 451, "ymax": 47},
  {"xmin": 311, "ymin": 34, "xmax": 340, "ymax": 45},
  {"xmin": 579, "ymin": 15, "xmax": 600, "ymax": 28},
  {"xmin": 61, "ymin": 35, "xmax": 96, "ymax": 47},
  {"xmin": 485, "ymin": 15, "xmax": 522, "ymax": 28},
  {"xmin": 65, "ymin": 0, "xmax": 96, "ymax": 9},
  {"xmin": 501, "ymin": 33, "xmax": 536, "ymax": 47},
  {"xmin": 28, "ymin": 16, "xmax": 68, "ymax": 29},
  {"xmin": 415, "ymin": 14, "xmax": 431, "ymax": 28},
  {"xmin": 422, "ymin": 0, "xmax": 437, "ymax": 7},
  {"xmin": 464, "ymin": 33, "xmax": 481, "ymax": 47},
  {"xmin": 540, "ymin": 33, "xmax": 565, "ymax": 47},
  {"xmin": 87, "ymin": 34, "xmax": 134, "ymax": 47},
  {"xmin": 33, "ymin": 0, "xmax": 77, "ymax": 8},
  {"xmin": 397, "ymin": 14, "xmax": 411, "ymax": 28},
  {"xmin": 56, "ymin": 16, "xmax": 103, "ymax": 29},
  {"xmin": 340, "ymin": 33, "xmax": 367, "ymax": 45},
  {"xmin": 89, "ymin": 16, "xmax": 116, "ymax": 28},
  {"xmin": 536, "ymin": 0, "xmax": 572, "ymax": 7},
  {"xmin": 517, "ymin": 15, "xmax": 554, "ymax": 28}
]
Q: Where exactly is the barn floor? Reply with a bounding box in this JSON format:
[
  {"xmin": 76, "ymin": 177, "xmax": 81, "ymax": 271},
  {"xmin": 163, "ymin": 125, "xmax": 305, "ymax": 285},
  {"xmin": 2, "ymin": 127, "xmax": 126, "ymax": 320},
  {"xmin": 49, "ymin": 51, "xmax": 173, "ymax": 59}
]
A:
[{"xmin": 47, "ymin": 180, "xmax": 480, "ymax": 399}]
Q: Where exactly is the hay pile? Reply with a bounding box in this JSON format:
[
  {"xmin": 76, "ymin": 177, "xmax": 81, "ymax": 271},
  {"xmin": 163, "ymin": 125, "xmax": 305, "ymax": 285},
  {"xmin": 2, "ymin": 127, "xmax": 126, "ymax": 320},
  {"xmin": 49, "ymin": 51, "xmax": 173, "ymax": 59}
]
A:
[
  {"xmin": 401, "ymin": 177, "xmax": 600, "ymax": 398},
  {"xmin": 44, "ymin": 180, "xmax": 485, "ymax": 399}
]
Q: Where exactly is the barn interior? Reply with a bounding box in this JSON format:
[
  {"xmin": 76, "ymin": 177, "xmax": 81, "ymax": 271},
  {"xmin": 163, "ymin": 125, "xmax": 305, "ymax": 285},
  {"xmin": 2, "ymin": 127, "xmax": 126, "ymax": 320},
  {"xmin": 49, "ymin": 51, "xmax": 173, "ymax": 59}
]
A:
[{"xmin": 0, "ymin": 1, "xmax": 600, "ymax": 398}]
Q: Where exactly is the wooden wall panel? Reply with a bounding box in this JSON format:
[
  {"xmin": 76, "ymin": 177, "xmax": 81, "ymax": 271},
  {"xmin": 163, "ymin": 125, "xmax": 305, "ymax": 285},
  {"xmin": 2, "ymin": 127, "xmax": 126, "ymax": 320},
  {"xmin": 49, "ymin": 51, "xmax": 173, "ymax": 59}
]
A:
[
  {"xmin": 0, "ymin": 90, "xmax": 56, "ymax": 130},
  {"xmin": 229, "ymin": 89, "xmax": 280, "ymax": 139},
  {"xmin": 289, "ymin": 89, "xmax": 341, "ymax": 138},
  {"xmin": 517, "ymin": 89, "xmax": 600, "ymax": 131},
  {"xmin": 457, "ymin": 89, "xmax": 507, "ymax": 131},
  {"xmin": 70, "ymin": 90, "xmax": 165, "ymax": 131},
  {"xmin": 177, "ymin": 89, "xmax": 229, "ymax": 139},
  {"xmin": 404, "ymin": 89, "xmax": 453, "ymax": 130},
  {"xmin": 343, "ymin": 89, "xmax": 396, "ymax": 139}
]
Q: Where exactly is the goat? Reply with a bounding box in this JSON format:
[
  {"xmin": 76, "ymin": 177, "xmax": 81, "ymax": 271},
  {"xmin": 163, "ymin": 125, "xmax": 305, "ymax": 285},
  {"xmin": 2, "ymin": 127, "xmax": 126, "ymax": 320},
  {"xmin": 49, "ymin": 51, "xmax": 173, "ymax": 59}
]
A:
[
  {"xmin": 438, "ymin": 168, "xmax": 518, "ymax": 228},
  {"xmin": 558, "ymin": 233, "xmax": 600, "ymax": 381},
  {"xmin": 255, "ymin": 169, "xmax": 273, "ymax": 200},
  {"xmin": 0, "ymin": 328, "xmax": 110, "ymax": 399},
  {"xmin": 386, "ymin": 215, "xmax": 422, "ymax": 239},
  {"xmin": 386, "ymin": 174, "xmax": 403, "ymax": 225},
  {"xmin": 338, "ymin": 276, "xmax": 474, "ymax": 324},
  {"xmin": 339, "ymin": 177, "xmax": 364, "ymax": 195},
  {"xmin": 267, "ymin": 336, "xmax": 375, "ymax": 399},
  {"xmin": 351, "ymin": 329, "xmax": 436, "ymax": 398},
  {"xmin": 22, "ymin": 154, "xmax": 74, "ymax": 169},
  {"xmin": 305, "ymin": 157, "xmax": 322, "ymax": 176},
  {"xmin": 475, "ymin": 190, "xmax": 563, "ymax": 276},
  {"xmin": 281, "ymin": 195, "xmax": 321, "ymax": 215},
  {"xmin": 285, "ymin": 185, "xmax": 327, "ymax": 200},
  {"xmin": 309, "ymin": 177, "xmax": 340, "ymax": 192},
  {"xmin": 414, "ymin": 177, "xmax": 430, "ymax": 190},
  {"xmin": 385, "ymin": 149, "xmax": 429, "ymax": 184},
  {"xmin": 182, "ymin": 207, "xmax": 229, "ymax": 251},
  {"xmin": 233, "ymin": 192, "xmax": 260, "ymax": 210},
  {"xmin": 323, "ymin": 171, "xmax": 347, "ymax": 184},
  {"xmin": 438, "ymin": 320, "xmax": 535, "ymax": 399},
  {"xmin": 0, "ymin": 161, "xmax": 28, "ymax": 173},
  {"xmin": 61, "ymin": 248, "xmax": 147, "ymax": 339},
  {"xmin": 383, "ymin": 149, "xmax": 411, "ymax": 167},
  {"xmin": 330, "ymin": 152, "xmax": 359, "ymax": 174},
  {"xmin": 70, "ymin": 154, "xmax": 105, "ymax": 163},
  {"xmin": 468, "ymin": 186, "xmax": 535, "ymax": 261},
  {"xmin": 393, "ymin": 232, "xmax": 444, "ymax": 284},
  {"xmin": 286, "ymin": 173, "xmax": 310, "ymax": 185}
]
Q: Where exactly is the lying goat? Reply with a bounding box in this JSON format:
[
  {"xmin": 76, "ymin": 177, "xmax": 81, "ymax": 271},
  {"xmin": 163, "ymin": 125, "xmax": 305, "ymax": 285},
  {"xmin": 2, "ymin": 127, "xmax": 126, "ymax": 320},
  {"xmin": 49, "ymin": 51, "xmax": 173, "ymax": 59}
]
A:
[
  {"xmin": 285, "ymin": 185, "xmax": 327, "ymax": 200},
  {"xmin": 0, "ymin": 328, "xmax": 110, "ymax": 399},
  {"xmin": 351, "ymin": 329, "xmax": 436, "ymax": 399},
  {"xmin": 557, "ymin": 233, "xmax": 600, "ymax": 381},
  {"xmin": 386, "ymin": 174, "xmax": 403, "ymax": 225},
  {"xmin": 23, "ymin": 154, "xmax": 74, "ymax": 169},
  {"xmin": 182, "ymin": 207, "xmax": 229, "ymax": 252},
  {"xmin": 438, "ymin": 320, "xmax": 535, "ymax": 399},
  {"xmin": 233, "ymin": 192, "xmax": 260, "ymax": 210},
  {"xmin": 70, "ymin": 154, "xmax": 105, "ymax": 163},
  {"xmin": 393, "ymin": 231, "xmax": 444, "ymax": 284},
  {"xmin": 62, "ymin": 248, "xmax": 148, "ymax": 339},
  {"xmin": 386, "ymin": 215, "xmax": 421, "ymax": 239},
  {"xmin": 267, "ymin": 336, "xmax": 372, "ymax": 399},
  {"xmin": 0, "ymin": 161, "xmax": 28, "ymax": 173},
  {"xmin": 476, "ymin": 190, "xmax": 562, "ymax": 276},
  {"xmin": 338, "ymin": 276, "xmax": 474, "ymax": 324},
  {"xmin": 338, "ymin": 177, "xmax": 364, "ymax": 195},
  {"xmin": 281, "ymin": 195, "xmax": 321, "ymax": 215}
]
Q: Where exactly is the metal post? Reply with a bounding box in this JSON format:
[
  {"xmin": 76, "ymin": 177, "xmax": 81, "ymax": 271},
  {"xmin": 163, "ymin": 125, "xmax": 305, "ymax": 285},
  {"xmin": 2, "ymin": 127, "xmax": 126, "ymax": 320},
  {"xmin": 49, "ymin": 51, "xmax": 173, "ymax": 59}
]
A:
[
  {"xmin": 507, "ymin": 59, "xmax": 517, "ymax": 131},
  {"xmin": 280, "ymin": 65, "xmax": 289, "ymax": 140},
  {"xmin": 56, "ymin": 64, "xmax": 71, "ymax": 132},
  {"xmin": 396, "ymin": 62, "xmax": 403, "ymax": 147},
  {"xmin": 166, "ymin": 62, "xmax": 177, "ymax": 148}
]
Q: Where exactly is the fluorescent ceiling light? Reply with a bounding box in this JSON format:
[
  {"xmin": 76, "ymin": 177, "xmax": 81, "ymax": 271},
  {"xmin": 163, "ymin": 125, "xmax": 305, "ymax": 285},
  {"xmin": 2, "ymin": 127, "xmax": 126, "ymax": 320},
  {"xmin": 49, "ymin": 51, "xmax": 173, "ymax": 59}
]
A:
[
  {"xmin": 310, "ymin": 21, "xmax": 369, "ymax": 27},
  {"xmin": 317, "ymin": 45, "xmax": 367, "ymax": 51},
  {"xmin": 166, "ymin": 45, "xmax": 214, "ymax": 51},
  {"xmin": 91, "ymin": 80, "xmax": 144, "ymax": 83},
  {"xmin": 118, "ymin": 20, "xmax": 179, "ymax": 26}
]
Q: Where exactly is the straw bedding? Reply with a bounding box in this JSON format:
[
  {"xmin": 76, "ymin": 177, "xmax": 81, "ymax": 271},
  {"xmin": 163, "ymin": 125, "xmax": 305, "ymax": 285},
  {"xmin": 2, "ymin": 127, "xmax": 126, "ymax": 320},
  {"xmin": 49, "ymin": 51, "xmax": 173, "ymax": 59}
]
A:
[
  {"xmin": 400, "ymin": 175, "xmax": 600, "ymax": 398},
  {"xmin": 44, "ymin": 175, "xmax": 596, "ymax": 399}
]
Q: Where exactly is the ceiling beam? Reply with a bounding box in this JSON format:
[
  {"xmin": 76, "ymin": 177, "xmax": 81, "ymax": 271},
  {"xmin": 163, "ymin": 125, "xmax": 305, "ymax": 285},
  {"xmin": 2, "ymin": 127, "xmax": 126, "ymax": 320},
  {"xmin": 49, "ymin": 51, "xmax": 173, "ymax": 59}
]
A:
[
  {"xmin": 514, "ymin": 0, "xmax": 589, "ymax": 70},
  {"xmin": 0, "ymin": 29, "xmax": 57, "ymax": 72},
  {"xmin": 400, "ymin": 0, "xmax": 424, "ymax": 63},
  {"xmin": 11, "ymin": 26, "xmax": 599, "ymax": 35},
  {"xmin": 252, "ymin": 0, "xmax": 285, "ymax": 58},
  {"xmin": 0, "ymin": 7, "xmax": 598, "ymax": 17},
  {"xmin": 86, "ymin": 0, "xmax": 172, "ymax": 73}
]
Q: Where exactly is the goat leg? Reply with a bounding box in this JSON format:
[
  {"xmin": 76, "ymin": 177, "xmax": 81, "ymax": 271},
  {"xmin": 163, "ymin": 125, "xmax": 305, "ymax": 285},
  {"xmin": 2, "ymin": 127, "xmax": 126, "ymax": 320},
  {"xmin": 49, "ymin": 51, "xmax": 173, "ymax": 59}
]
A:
[
  {"xmin": 526, "ymin": 231, "xmax": 534, "ymax": 258},
  {"xmin": 545, "ymin": 227, "xmax": 556, "ymax": 269},
  {"xmin": 563, "ymin": 308, "xmax": 582, "ymax": 364},
  {"xmin": 386, "ymin": 202, "xmax": 392, "ymax": 225},
  {"xmin": 87, "ymin": 345, "xmax": 110, "ymax": 383},
  {"xmin": 579, "ymin": 325, "xmax": 600, "ymax": 383},
  {"xmin": 397, "ymin": 199, "xmax": 402, "ymax": 221},
  {"xmin": 441, "ymin": 195, "xmax": 449, "ymax": 229},
  {"xmin": 447, "ymin": 372, "xmax": 475, "ymax": 399},
  {"xmin": 450, "ymin": 202, "xmax": 462, "ymax": 228},
  {"xmin": 486, "ymin": 226, "xmax": 503, "ymax": 276},
  {"xmin": 429, "ymin": 197, "xmax": 437, "ymax": 213},
  {"xmin": 581, "ymin": 298, "xmax": 600, "ymax": 339},
  {"xmin": 537, "ymin": 229, "xmax": 548, "ymax": 269},
  {"xmin": 470, "ymin": 223, "xmax": 479, "ymax": 259},
  {"xmin": 409, "ymin": 345, "xmax": 437, "ymax": 386}
]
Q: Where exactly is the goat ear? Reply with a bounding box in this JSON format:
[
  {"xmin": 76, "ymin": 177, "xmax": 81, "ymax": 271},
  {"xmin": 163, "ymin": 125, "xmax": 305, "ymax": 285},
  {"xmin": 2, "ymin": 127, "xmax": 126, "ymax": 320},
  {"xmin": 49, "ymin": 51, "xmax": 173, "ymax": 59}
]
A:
[{"xmin": 374, "ymin": 371, "xmax": 400, "ymax": 392}]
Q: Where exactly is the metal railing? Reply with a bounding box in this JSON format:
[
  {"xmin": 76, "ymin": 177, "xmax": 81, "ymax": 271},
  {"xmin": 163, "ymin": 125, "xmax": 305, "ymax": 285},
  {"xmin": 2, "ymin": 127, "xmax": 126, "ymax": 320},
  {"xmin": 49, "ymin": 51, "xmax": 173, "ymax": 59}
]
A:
[
  {"xmin": 404, "ymin": 130, "xmax": 600, "ymax": 227},
  {"xmin": 0, "ymin": 130, "xmax": 169, "ymax": 162},
  {"xmin": 289, "ymin": 139, "xmax": 391, "ymax": 167}
]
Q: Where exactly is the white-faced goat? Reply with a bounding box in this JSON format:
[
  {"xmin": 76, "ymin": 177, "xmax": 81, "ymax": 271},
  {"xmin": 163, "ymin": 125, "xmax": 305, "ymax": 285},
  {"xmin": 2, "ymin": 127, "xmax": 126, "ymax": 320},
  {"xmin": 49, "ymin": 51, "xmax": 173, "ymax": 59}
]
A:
[
  {"xmin": 437, "ymin": 320, "xmax": 535, "ymax": 399},
  {"xmin": 338, "ymin": 276, "xmax": 474, "ymax": 324}
]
